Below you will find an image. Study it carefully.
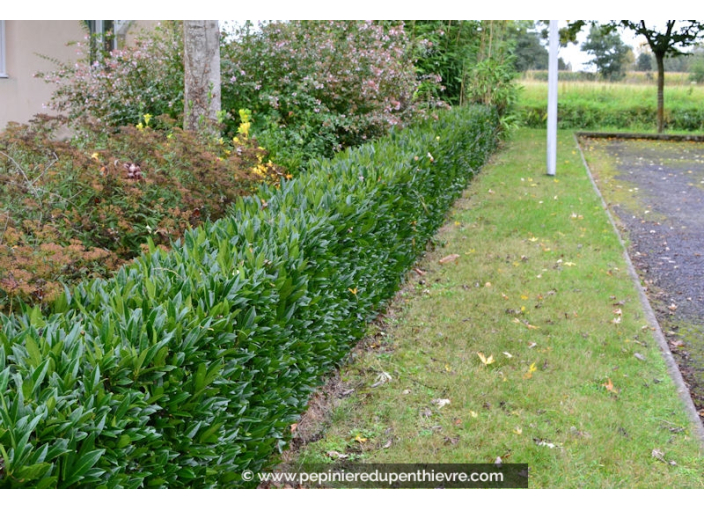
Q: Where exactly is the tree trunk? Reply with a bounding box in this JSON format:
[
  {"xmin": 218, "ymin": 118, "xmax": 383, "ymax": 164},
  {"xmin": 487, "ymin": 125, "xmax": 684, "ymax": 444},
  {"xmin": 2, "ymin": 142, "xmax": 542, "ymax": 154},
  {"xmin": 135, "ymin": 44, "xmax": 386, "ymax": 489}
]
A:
[
  {"xmin": 183, "ymin": 20, "xmax": 221, "ymax": 133},
  {"xmin": 655, "ymin": 51, "xmax": 665, "ymax": 134}
]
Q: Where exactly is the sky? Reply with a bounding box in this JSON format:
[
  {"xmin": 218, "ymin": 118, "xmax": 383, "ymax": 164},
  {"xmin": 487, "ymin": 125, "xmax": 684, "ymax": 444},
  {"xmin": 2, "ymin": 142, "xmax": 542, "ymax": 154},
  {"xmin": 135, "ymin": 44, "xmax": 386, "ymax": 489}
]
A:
[{"xmin": 553, "ymin": 21, "xmax": 647, "ymax": 72}]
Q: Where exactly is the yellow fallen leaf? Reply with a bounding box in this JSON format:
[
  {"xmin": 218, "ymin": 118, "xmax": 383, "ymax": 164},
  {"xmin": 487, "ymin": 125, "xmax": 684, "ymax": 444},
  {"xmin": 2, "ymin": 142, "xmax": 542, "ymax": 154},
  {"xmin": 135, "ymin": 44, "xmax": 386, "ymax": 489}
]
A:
[
  {"xmin": 477, "ymin": 352, "xmax": 495, "ymax": 365},
  {"xmin": 523, "ymin": 362, "xmax": 537, "ymax": 379},
  {"xmin": 354, "ymin": 434, "xmax": 368, "ymax": 443},
  {"xmin": 564, "ymin": 261, "xmax": 576, "ymax": 267},
  {"xmin": 529, "ymin": 237, "xmax": 538, "ymax": 242},
  {"xmin": 348, "ymin": 287, "xmax": 358, "ymax": 295},
  {"xmin": 470, "ymin": 411, "xmax": 478, "ymax": 418},
  {"xmin": 521, "ymin": 295, "xmax": 529, "ymax": 300},
  {"xmin": 513, "ymin": 427, "xmax": 523, "ymax": 435}
]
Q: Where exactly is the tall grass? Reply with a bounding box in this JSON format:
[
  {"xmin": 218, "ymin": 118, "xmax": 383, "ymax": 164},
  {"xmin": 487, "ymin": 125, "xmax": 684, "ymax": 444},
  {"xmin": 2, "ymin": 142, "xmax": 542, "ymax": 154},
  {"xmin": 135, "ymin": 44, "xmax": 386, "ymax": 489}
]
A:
[{"xmin": 517, "ymin": 79, "xmax": 704, "ymax": 132}]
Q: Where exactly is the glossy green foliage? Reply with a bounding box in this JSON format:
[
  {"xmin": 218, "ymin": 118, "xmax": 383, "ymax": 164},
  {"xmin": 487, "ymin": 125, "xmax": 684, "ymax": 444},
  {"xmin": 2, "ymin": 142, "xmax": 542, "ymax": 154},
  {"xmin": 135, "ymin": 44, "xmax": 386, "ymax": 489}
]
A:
[{"xmin": 0, "ymin": 106, "xmax": 498, "ymax": 487}]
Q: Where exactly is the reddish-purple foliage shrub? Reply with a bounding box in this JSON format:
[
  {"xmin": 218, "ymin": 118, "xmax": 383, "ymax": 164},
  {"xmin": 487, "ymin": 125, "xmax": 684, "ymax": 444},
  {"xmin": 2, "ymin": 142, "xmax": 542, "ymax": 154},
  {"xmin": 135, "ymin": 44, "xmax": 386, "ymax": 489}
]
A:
[{"xmin": 0, "ymin": 115, "xmax": 284, "ymax": 312}]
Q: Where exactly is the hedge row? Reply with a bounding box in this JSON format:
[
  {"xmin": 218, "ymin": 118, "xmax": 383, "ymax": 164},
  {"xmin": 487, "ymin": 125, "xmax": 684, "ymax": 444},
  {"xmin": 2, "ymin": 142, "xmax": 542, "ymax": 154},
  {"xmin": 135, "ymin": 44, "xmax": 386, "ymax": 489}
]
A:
[
  {"xmin": 518, "ymin": 103, "xmax": 704, "ymax": 131},
  {"xmin": 0, "ymin": 105, "xmax": 499, "ymax": 488}
]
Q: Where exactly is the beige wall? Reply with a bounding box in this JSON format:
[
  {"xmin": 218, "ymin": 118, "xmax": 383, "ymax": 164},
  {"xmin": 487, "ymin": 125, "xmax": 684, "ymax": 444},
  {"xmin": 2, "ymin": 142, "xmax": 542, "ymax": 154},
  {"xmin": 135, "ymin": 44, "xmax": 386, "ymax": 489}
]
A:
[{"xmin": 0, "ymin": 20, "xmax": 158, "ymax": 131}]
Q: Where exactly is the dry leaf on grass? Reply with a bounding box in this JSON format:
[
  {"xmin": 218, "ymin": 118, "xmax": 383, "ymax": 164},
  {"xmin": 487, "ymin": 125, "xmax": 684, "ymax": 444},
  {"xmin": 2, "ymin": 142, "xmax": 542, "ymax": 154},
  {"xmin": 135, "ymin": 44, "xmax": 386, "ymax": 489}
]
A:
[
  {"xmin": 439, "ymin": 254, "xmax": 460, "ymax": 264},
  {"xmin": 603, "ymin": 378, "xmax": 618, "ymax": 394},
  {"xmin": 477, "ymin": 352, "xmax": 495, "ymax": 366},
  {"xmin": 432, "ymin": 398, "xmax": 451, "ymax": 409}
]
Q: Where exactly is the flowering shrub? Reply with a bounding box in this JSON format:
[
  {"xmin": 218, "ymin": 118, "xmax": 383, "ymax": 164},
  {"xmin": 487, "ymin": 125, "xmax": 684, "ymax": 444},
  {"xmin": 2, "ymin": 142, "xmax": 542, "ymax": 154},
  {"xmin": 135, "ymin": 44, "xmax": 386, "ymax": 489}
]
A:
[
  {"xmin": 221, "ymin": 20, "xmax": 434, "ymax": 170},
  {"xmin": 40, "ymin": 21, "xmax": 441, "ymax": 172},
  {"xmin": 38, "ymin": 22, "xmax": 185, "ymax": 127}
]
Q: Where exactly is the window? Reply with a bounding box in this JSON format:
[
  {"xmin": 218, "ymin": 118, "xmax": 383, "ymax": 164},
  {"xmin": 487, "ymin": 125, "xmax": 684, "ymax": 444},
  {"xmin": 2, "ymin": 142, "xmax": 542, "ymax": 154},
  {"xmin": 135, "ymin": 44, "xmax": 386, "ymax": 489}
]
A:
[
  {"xmin": 0, "ymin": 20, "xmax": 7, "ymax": 78},
  {"xmin": 86, "ymin": 20, "xmax": 115, "ymax": 61},
  {"xmin": 85, "ymin": 20, "xmax": 132, "ymax": 61}
]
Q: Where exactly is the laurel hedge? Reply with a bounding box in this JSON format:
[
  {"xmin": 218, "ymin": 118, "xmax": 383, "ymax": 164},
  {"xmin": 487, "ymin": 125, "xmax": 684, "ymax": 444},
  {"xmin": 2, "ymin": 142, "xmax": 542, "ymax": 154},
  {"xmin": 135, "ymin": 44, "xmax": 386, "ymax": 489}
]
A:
[{"xmin": 0, "ymin": 105, "xmax": 498, "ymax": 488}]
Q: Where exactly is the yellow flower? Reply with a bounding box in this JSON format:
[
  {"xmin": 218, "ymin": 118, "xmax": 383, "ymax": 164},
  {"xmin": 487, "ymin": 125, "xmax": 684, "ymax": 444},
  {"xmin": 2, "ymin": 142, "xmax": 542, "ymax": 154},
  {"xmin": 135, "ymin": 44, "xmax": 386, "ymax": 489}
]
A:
[
  {"xmin": 143, "ymin": 113, "xmax": 152, "ymax": 126},
  {"xmin": 237, "ymin": 122, "xmax": 251, "ymax": 138},
  {"xmin": 136, "ymin": 123, "xmax": 144, "ymax": 131}
]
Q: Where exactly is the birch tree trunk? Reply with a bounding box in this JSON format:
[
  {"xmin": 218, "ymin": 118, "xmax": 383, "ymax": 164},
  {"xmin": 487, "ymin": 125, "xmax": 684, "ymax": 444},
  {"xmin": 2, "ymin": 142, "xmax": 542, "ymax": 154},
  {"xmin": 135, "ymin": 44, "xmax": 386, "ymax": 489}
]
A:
[{"xmin": 183, "ymin": 20, "xmax": 221, "ymax": 132}]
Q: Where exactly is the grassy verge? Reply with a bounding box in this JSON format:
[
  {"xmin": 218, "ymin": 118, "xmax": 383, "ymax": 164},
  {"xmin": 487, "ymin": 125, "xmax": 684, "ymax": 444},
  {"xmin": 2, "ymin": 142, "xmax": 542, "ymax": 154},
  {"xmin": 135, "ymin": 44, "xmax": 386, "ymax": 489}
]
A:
[{"xmin": 283, "ymin": 128, "xmax": 704, "ymax": 488}]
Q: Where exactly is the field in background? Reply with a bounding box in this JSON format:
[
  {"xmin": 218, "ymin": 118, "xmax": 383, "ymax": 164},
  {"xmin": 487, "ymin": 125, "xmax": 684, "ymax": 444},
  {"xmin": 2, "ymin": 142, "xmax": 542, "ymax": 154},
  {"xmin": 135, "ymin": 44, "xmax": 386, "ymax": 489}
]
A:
[
  {"xmin": 517, "ymin": 78, "xmax": 704, "ymax": 132},
  {"xmin": 522, "ymin": 71, "xmax": 698, "ymax": 86}
]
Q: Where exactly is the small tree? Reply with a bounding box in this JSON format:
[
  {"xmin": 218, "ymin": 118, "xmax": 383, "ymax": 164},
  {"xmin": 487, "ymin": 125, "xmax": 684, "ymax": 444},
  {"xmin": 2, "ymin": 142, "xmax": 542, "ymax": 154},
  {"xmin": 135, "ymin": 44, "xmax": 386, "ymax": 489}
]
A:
[
  {"xmin": 581, "ymin": 24, "xmax": 630, "ymax": 81},
  {"xmin": 183, "ymin": 20, "xmax": 221, "ymax": 133}
]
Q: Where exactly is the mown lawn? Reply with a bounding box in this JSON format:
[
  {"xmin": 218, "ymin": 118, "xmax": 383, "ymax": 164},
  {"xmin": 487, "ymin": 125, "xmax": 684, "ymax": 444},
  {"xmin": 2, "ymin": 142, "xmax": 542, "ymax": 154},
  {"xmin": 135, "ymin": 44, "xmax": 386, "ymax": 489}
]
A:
[{"xmin": 283, "ymin": 128, "xmax": 704, "ymax": 488}]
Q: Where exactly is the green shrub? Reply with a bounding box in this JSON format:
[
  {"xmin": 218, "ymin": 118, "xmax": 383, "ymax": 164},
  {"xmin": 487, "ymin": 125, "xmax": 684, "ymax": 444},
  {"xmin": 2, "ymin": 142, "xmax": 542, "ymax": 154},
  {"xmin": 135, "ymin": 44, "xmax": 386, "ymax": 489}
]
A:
[{"xmin": 0, "ymin": 105, "xmax": 498, "ymax": 488}]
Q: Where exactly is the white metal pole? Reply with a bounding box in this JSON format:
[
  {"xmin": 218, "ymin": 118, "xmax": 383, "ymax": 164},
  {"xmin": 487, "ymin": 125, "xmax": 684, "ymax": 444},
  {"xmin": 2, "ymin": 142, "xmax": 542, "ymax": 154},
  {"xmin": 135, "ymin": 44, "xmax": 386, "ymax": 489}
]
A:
[{"xmin": 547, "ymin": 20, "xmax": 559, "ymax": 176}]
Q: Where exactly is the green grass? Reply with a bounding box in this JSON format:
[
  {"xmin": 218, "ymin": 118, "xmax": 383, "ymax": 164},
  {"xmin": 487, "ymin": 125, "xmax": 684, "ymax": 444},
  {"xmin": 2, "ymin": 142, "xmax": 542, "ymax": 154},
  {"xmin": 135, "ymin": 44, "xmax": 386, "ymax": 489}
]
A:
[
  {"xmin": 283, "ymin": 128, "xmax": 704, "ymax": 488},
  {"xmin": 517, "ymin": 80, "xmax": 704, "ymax": 132}
]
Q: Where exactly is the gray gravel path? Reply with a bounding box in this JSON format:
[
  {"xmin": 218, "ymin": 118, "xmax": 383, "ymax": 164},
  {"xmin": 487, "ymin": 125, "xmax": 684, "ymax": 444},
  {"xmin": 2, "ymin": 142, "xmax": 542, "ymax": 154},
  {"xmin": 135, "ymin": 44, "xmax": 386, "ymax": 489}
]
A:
[{"xmin": 584, "ymin": 137, "xmax": 704, "ymax": 410}]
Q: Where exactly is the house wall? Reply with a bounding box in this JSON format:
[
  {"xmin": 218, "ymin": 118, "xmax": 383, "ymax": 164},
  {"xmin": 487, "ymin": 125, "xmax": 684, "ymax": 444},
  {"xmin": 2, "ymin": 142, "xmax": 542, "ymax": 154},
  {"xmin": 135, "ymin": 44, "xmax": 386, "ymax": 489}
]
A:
[{"xmin": 0, "ymin": 20, "xmax": 158, "ymax": 131}]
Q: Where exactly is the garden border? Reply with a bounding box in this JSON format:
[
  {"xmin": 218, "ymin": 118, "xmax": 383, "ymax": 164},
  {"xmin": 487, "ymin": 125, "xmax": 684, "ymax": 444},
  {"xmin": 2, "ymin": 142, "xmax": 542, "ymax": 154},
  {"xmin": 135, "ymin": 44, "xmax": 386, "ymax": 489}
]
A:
[{"xmin": 574, "ymin": 132, "xmax": 704, "ymax": 448}]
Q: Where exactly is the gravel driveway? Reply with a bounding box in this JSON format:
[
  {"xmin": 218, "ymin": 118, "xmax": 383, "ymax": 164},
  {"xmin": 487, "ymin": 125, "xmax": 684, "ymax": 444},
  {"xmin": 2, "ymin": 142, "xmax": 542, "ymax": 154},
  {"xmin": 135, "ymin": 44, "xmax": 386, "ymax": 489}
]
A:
[{"xmin": 581, "ymin": 136, "xmax": 704, "ymax": 411}]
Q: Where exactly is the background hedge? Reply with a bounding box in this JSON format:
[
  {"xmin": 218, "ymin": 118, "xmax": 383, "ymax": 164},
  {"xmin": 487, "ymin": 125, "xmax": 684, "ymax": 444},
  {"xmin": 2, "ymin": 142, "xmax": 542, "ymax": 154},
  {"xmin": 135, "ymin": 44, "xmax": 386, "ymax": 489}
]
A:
[{"xmin": 0, "ymin": 105, "xmax": 498, "ymax": 488}]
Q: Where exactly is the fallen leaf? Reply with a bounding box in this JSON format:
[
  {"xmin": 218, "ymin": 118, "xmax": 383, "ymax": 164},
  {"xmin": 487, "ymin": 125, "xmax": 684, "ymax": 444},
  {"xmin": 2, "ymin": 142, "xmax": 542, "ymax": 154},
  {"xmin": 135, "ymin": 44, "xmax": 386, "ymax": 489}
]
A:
[
  {"xmin": 513, "ymin": 427, "xmax": 523, "ymax": 435},
  {"xmin": 327, "ymin": 450, "xmax": 349, "ymax": 460},
  {"xmin": 528, "ymin": 342, "xmax": 537, "ymax": 349},
  {"xmin": 290, "ymin": 423, "xmax": 298, "ymax": 433},
  {"xmin": 523, "ymin": 362, "xmax": 537, "ymax": 379},
  {"xmin": 603, "ymin": 378, "xmax": 618, "ymax": 394},
  {"xmin": 413, "ymin": 267, "xmax": 426, "ymax": 276},
  {"xmin": 485, "ymin": 282, "xmax": 492, "ymax": 287},
  {"xmin": 651, "ymin": 449, "xmax": 666, "ymax": 462},
  {"xmin": 354, "ymin": 434, "xmax": 368, "ymax": 443},
  {"xmin": 563, "ymin": 261, "xmax": 576, "ymax": 267},
  {"xmin": 432, "ymin": 398, "xmax": 451, "ymax": 409},
  {"xmin": 534, "ymin": 439, "xmax": 558, "ymax": 448},
  {"xmin": 439, "ymin": 254, "xmax": 460, "ymax": 264},
  {"xmin": 503, "ymin": 352, "xmax": 513, "ymax": 358},
  {"xmin": 382, "ymin": 440, "xmax": 393, "ymax": 449},
  {"xmin": 470, "ymin": 411, "xmax": 478, "ymax": 418},
  {"xmin": 477, "ymin": 352, "xmax": 495, "ymax": 366}
]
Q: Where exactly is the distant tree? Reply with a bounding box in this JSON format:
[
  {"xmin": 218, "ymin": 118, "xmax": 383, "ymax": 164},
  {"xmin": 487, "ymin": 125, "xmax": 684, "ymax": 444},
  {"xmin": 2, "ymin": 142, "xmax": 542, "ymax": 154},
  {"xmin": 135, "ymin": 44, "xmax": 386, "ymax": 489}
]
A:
[
  {"xmin": 568, "ymin": 20, "xmax": 704, "ymax": 132},
  {"xmin": 513, "ymin": 26, "xmax": 548, "ymax": 71},
  {"xmin": 581, "ymin": 24, "xmax": 630, "ymax": 81},
  {"xmin": 621, "ymin": 21, "xmax": 704, "ymax": 132},
  {"xmin": 689, "ymin": 46, "xmax": 704, "ymax": 83},
  {"xmin": 636, "ymin": 51, "xmax": 652, "ymax": 71}
]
